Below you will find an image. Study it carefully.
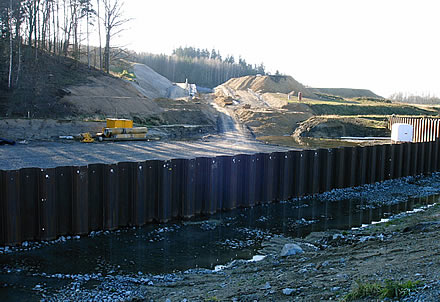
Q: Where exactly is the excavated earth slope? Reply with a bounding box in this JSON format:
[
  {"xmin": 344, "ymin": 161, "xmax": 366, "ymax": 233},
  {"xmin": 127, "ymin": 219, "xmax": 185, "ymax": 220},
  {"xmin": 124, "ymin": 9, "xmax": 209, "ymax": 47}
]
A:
[{"xmin": 222, "ymin": 75, "xmax": 315, "ymax": 97}]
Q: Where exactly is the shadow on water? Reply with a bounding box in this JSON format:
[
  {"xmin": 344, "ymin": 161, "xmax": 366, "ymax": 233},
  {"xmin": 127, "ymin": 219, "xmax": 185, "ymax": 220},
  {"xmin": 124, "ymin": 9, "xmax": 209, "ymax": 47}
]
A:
[{"xmin": 0, "ymin": 193, "xmax": 438, "ymax": 301}]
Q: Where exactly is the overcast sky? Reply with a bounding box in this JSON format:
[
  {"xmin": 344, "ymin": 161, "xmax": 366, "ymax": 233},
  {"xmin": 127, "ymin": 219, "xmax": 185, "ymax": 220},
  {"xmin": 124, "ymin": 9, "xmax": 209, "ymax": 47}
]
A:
[{"xmin": 112, "ymin": 0, "xmax": 439, "ymax": 97}]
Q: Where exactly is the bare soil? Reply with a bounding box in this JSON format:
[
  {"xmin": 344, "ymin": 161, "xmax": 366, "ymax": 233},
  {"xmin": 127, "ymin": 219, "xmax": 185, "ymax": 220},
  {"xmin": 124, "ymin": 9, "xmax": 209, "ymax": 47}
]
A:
[
  {"xmin": 213, "ymin": 75, "xmax": 439, "ymax": 139},
  {"xmin": 0, "ymin": 119, "xmax": 105, "ymax": 141},
  {"xmin": 140, "ymin": 202, "xmax": 440, "ymax": 302},
  {"xmin": 292, "ymin": 116, "xmax": 390, "ymax": 138},
  {"xmin": 62, "ymin": 74, "xmax": 163, "ymax": 118},
  {"xmin": 235, "ymin": 108, "xmax": 312, "ymax": 137},
  {"xmin": 1, "ymin": 53, "xmax": 220, "ymax": 142},
  {"xmin": 221, "ymin": 75, "xmax": 315, "ymax": 98}
]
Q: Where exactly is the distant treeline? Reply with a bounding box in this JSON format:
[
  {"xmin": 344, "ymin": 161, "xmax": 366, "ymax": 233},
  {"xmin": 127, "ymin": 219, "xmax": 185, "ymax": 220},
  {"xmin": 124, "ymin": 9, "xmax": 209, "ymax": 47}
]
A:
[
  {"xmin": 131, "ymin": 46, "xmax": 266, "ymax": 88},
  {"xmin": 390, "ymin": 92, "xmax": 440, "ymax": 105}
]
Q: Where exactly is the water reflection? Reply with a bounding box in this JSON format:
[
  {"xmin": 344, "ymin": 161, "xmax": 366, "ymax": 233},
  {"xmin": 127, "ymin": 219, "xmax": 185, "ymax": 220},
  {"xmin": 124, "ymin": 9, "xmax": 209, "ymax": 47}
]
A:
[
  {"xmin": 258, "ymin": 136, "xmax": 391, "ymax": 149},
  {"xmin": 0, "ymin": 194, "xmax": 437, "ymax": 301}
]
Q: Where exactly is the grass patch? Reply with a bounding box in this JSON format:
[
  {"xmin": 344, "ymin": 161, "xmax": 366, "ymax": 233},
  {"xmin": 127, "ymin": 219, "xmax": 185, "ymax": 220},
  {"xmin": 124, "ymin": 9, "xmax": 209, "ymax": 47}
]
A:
[
  {"xmin": 309, "ymin": 103, "xmax": 435, "ymax": 116},
  {"xmin": 342, "ymin": 280, "xmax": 421, "ymax": 301},
  {"xmin": 271, "ymin": 93, "xmax": 438, "ymax": 116}
]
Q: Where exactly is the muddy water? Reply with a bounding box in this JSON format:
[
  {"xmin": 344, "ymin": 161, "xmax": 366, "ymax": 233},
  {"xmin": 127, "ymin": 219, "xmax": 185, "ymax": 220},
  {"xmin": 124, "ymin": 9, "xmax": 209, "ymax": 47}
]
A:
[
  {"xmin": 258, "ymin": 136, "xmax": 391, "ymax": 149},
  {"xmin": 0, "ymin": 194, "xmax": 437, "ymax": 301}
]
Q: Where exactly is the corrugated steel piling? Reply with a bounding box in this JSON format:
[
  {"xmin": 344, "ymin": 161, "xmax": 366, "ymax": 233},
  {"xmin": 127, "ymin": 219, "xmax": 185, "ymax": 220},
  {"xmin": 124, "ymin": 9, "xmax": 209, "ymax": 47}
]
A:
[{"xmin": 1, "ymin": 140, "xmax": 440, "ymax": 246}]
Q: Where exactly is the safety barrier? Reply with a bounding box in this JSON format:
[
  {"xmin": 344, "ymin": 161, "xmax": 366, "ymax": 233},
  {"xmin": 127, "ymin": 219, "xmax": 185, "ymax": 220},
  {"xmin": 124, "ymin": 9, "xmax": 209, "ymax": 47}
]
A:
[
  {"xmin": 1, "ymin": 140, "xmax": 439, "ymax": 246},
  {"xmin": 389, "ymin": 116, "xmax": 440, "ymax": 143}
]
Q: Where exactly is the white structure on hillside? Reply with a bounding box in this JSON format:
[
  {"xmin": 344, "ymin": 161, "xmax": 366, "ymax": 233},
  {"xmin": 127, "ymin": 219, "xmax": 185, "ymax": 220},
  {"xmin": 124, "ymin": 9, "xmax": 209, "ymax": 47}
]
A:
[
  {"xmin": 176, "ymin": 78, "xmax": 198, "ymax": 98},
  {"xmin": 391, "ymin": 123, "xmax": 413, "ymax": 142}
]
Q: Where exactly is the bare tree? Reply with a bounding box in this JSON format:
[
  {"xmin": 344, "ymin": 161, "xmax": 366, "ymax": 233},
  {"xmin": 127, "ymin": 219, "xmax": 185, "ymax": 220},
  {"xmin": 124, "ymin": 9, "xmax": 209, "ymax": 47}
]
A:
[
  {"xmin": 102, "ymin": 0, "xmax": 129, "ymax": 73},
  {"xmin": 96, "ymin": 0, "xmax": 102, "ymax": 69},
  {"xmin": 8, "ymin": 0, "xmax": 13, "ymax": 88},
  {"xmin": 85, "ymin": 0, "xmax": 90, "ymax": 68}
]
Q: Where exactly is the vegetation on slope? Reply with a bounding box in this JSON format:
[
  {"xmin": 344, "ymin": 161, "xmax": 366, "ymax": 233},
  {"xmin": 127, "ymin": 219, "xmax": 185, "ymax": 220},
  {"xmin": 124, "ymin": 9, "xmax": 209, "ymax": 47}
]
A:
[
  {"xmin": 310, "ymin": 87, "xmax": 383, "ymax": 99},
  {"xmin": 0, "ymin": 46, "xmax": 103, "ymax": 118},
  {"xmin": 268, "ymin": 93, "xmax": 438, "ymax": 116}
]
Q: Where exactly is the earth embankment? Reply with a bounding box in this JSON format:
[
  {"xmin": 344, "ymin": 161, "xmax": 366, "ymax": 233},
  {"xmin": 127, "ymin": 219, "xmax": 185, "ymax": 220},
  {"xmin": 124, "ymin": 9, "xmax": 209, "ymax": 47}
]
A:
[{"xmin": 214, "ymin": 74, "xmax": 438, "ymax": 139}]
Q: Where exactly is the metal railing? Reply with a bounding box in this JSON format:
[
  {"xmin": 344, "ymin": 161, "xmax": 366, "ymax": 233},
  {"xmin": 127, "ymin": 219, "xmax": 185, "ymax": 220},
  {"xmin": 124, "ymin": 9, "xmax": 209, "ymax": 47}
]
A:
[{"xmin": 389, "ymin": 116, "xmax": 440, "ymax": 143}]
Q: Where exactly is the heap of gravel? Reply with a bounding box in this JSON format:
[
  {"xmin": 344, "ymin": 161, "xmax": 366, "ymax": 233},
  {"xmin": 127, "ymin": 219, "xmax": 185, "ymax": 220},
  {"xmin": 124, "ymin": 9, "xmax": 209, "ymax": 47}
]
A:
[{"xmin": 302, "ymin": 172, "xmax": 440, "ymax": 207}]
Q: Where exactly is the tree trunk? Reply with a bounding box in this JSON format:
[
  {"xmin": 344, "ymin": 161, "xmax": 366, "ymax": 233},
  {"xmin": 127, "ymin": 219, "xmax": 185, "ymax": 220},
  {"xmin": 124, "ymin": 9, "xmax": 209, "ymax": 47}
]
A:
[
  {"xmin": 15, "ymin": 16, "xmax": 22, "ymax": 87},
  {"xmin": 15, "ymin": 35, "xmax": 22, "ymax": 87},
  {"xmin": 97, "ymin": 0, "xmax": 102, "ymax": 69},
  {"xmin": 87, "ymin": 0, "xmax": 90, "ymax": 69},
  {"xmin": 28, "ymin": 1, "xmax": 34, "ymax": 46},
  {"xmin": 104, "ymin": 30, "xmax": 110, "ymax": 73},
  {"xmin": 8, "ymin": 0, "xmax": 13, "ymax": 89},
  {"xmin": 52, "ymin": 0, "xmax": 56, "ymax": 53}
]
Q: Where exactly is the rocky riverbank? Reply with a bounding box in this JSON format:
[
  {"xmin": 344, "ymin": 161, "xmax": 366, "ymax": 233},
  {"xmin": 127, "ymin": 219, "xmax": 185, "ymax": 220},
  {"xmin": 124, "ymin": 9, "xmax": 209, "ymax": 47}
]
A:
[{"xmin": 136, "ymin": 201, "xmax": 440, "ymax": 301}]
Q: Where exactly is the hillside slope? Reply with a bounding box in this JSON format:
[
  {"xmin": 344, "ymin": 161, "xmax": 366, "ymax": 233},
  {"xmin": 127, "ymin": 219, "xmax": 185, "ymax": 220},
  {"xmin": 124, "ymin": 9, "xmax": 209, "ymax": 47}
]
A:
[
  {"xmin": 222, "ymin": 75, "xmax": 315, "ymax": 97},
  {"xmin": 310, "ymin": 87, "xmax": 382, "ymax": 99},
  {"xmin": 0, "ymin": 51, "xmax": 219, "ymax": 141},
  {"xmin": 62, "ymin": 74, "xmax": 162, "ymax": 118}
]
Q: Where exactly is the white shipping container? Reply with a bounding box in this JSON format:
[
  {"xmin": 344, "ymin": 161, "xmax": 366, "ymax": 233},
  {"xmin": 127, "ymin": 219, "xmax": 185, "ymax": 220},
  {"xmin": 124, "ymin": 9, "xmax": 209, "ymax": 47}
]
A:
[{"xmin": 391, "ymin": 123, "xmax": 413, "ymax": 142}]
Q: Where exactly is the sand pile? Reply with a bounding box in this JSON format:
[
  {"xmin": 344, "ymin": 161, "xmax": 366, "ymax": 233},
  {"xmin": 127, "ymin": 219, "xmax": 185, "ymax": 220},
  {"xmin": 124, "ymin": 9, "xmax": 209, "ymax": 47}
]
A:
[
  {"xmin": 131, "ymin": 63, "xmax": 187, "ymax": 99},
  {"xmin": 222, "ymin": 75, "xmax": 315, "ymax": 97}
]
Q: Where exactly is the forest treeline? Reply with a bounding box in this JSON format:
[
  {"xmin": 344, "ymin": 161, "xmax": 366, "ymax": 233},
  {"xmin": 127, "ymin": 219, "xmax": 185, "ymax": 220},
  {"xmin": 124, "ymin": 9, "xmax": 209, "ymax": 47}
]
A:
[
  {"xmin": 0, "ymin": 0, "xmax": 266, "ymax": 93},
  {"xmin": 0, "ymin": 0, "xmax": 129, "ymax": 91},
  {"xmin": 131, "ymin": 46, "xmax": 266, "ymax": 88},
  {"xmin": 390, "ymin": 92, "xmax": 440, "ymax": 105}
]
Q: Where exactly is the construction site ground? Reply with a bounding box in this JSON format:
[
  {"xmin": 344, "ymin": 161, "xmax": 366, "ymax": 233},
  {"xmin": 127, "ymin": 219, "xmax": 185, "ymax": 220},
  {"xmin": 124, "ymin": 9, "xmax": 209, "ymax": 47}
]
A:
[
  {"xmin": 0, "ymin": 134, "xmax": 291, "ymax": 171},
  {"xmin": 2, "ymin": 62, "xmax": 439, "ymax": 172},
  {"xmin": 214, "ymin": 76, "xmax": 438, "ymax": 139}
]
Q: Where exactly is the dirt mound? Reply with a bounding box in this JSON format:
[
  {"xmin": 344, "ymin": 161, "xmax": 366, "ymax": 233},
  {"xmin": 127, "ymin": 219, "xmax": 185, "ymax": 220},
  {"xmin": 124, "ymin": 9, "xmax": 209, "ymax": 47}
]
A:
[
  {"xmin": 222, "ymin": 75, "xmax": 315, "ymax": 97},
  {"xmin": 63, "ymin": 74, "xmax": 164, "ymax": 119},
  {"xmin": 292, "ymin": 116, "xmax": 389, "ymax": 138},
  {"xmin": 310, "ymin": 87, "xmax": 382, "ymax": 99},
  {"xmin": 235, "ymin": 107, "xmax": 313, "ymax": 137}
]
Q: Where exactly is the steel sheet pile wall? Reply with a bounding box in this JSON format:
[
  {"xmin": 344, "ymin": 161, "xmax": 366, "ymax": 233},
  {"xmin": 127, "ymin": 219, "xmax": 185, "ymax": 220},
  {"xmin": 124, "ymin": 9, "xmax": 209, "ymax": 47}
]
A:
[
  {"xmin": 1, "ymin": 141, "xmax": 440, "ymax": 246},
  {"xmin": 389, "ymin": 116, "xmax": 440, "ymax": 143}
]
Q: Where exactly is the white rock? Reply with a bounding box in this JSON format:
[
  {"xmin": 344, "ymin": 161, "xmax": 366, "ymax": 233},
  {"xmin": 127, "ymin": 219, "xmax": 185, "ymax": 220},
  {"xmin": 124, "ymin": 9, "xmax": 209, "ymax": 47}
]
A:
[
  {"xmin": 280, "ymin": 243, "xmax": 304, "ymax": 257},
  {"xmin": 262, "ymin": 282, "xmax": 271, "ymax": 290},
  {"xmin": 282, "ymin": 288, "xmax": 295, "ymax": 295}
]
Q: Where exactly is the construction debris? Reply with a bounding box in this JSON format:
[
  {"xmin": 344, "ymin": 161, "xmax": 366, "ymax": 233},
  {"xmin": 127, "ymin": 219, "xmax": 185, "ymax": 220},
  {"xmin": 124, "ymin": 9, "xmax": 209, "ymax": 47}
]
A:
[
  {"xmin": 103, "ymin": 127, "xmax": 148, "ymax": 137},
  {"xmin": 80, "ymin": 133, "xmax": 95, "ymax": 143},
  {"xmin": 106, "ymin": 118, "xmax": 133, "ymax": 129}
]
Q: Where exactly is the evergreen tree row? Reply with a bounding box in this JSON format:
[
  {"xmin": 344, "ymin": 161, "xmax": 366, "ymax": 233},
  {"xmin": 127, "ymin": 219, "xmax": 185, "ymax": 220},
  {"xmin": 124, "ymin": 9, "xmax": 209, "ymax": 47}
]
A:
[{"xmin": 132, "ymin": 47, "xmax": 266, "ymax": 88}]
